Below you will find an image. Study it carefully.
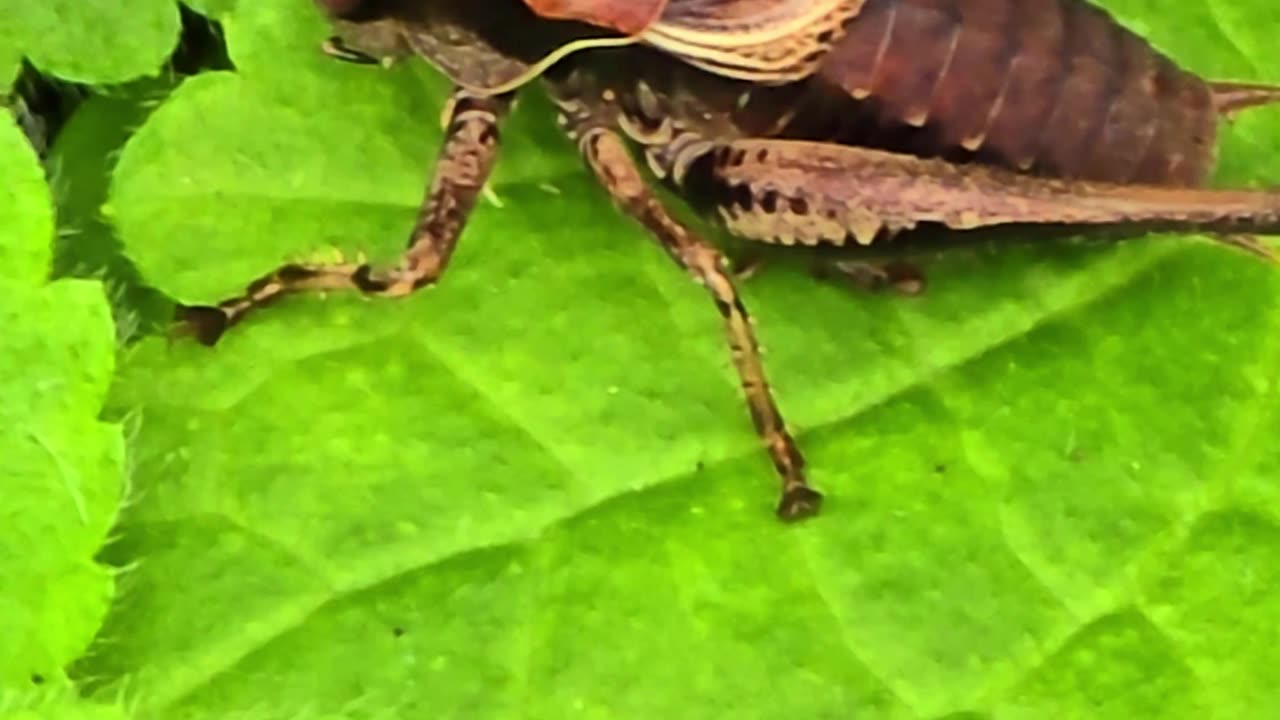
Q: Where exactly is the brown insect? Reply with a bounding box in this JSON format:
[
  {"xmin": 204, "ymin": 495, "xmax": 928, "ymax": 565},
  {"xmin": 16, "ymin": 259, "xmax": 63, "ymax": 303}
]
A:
[{"xmin": 181, "ymin": 0, "xmax": 1280, "ymax": 521}]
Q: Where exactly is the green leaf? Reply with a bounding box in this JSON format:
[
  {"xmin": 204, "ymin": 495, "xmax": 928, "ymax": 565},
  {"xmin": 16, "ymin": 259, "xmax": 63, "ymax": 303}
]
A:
[
  {"xmin": 0, "ymin": 112, "xmax": 50, "ymax": 281},
  {"xmin": 0, "ymin": 0, "xmax": 181, "ymax": 87},
  {"xmin": 92, "ymin": 0, "xmax": 1280, "ymax": 717},
  {"xmin": 0, "ymin": 116, "xmax": 124, "ymax": 687},
  {"xmin": 0, "ymin": 688, "xmax": 129, "ymax": 720}
]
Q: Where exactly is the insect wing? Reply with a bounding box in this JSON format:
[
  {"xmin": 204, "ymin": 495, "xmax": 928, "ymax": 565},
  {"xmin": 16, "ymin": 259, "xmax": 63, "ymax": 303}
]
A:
[{"xmin": 523, "ymin": 0, "xmax": 669, "ymax": 35}]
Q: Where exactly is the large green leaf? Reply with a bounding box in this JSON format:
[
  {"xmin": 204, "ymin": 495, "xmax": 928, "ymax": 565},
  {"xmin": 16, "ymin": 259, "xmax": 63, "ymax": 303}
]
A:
[
  {"xmin": 92, "ymin": 0, "xmax": 1280, "ymax": 717},
  {"xmin": 0, "ymin": 115, "xmax": 124, "ymax": 687}
]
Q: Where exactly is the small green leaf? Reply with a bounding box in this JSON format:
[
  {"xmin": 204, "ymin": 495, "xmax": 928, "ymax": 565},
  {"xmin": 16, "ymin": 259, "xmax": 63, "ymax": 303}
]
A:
[
  {"xmin": 0, "ymin": 117, "xmax": 125, "ymax": 686},
  {"xmin": 0, "ymin": 111, "xmax": 50, "ymax": 280},
  {"xmin": 91, "ymin": 0, "xmax": 1280, "ymax": 717},
  {"xmin": 0, "ymin": 0, "xmax": 181, "ymax": 87}
]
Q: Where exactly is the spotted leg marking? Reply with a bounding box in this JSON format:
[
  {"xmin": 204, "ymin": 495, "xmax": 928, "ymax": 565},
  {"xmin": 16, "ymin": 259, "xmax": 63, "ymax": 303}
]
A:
[
  {"xmin": 572, "ymin": 123, "xmax": 821, "ymax": 521},
  {"xmin": 178, "ymin": 88, "xmax": 512, "ymax": 345}
]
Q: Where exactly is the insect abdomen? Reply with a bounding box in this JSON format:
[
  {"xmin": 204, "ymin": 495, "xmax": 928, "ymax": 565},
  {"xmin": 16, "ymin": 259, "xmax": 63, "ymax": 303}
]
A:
[{"xmin": 817, "ymin": 0, "xmax": 1218, "ymax": 185}]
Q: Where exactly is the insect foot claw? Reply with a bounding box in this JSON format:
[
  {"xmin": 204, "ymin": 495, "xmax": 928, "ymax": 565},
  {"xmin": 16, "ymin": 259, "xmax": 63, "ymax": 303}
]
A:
[
  {"xmin": 174, "ymin": 305, "xmax": 230, "ymax": 346},
  {"xmin": 776, "ymin": 485, "xmax": 823, "ymax": 522}
]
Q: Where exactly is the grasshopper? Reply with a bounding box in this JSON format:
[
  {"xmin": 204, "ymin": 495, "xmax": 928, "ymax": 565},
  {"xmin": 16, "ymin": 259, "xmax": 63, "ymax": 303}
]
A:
[{"xmin": 180, "ymin": 0, "xmax": 1280, "ymax": 521}]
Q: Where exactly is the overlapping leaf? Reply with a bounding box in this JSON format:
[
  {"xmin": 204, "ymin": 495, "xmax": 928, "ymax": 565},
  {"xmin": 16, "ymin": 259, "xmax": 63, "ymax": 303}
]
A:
[
  {"xmin": 0, "ymin": 116, "xmax": 124, "ymax": 688},
  {"xmin": 0, "ymin": 0, "xmax": 182, "ymax": 88},
  {"xmin": 90, "ymin": 0, "xmax": 1280, "ymax": 717}
]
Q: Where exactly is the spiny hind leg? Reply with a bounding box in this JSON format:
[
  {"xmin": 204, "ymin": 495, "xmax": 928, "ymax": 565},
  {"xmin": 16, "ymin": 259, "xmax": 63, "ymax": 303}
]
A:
[
  {"xmin": 178, "ymin": 89, "xmax": 512, "ymax": 345},
  {"xmin": 569, "ymin": 123, "xmax": 821, "ymax": 521},
  {"xmin": 704, "ymin": 139, "xmax": 1280, "ymax": 245}
]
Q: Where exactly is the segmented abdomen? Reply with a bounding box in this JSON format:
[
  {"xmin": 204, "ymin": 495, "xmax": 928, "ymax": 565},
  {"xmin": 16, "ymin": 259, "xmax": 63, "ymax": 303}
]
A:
[{"xmin": 812, "ymin": 0, "xmax": 1218, "ymax": 185}]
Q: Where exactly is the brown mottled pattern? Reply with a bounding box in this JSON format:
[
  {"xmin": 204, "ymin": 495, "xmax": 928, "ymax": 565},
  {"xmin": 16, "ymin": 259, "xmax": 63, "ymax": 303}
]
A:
[{"xmin": 394, "ymin": 94, "xmax": 506, "ymax": 289}]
